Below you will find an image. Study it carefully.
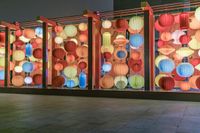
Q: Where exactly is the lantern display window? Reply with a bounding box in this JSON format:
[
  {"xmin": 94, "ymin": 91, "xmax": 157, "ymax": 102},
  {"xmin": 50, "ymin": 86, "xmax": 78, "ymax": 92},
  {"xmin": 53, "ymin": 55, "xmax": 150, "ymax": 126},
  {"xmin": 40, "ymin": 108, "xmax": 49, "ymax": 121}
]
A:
[{"xmin": 0, "ymin": 31, "xmax": 5, "ymax": 87}]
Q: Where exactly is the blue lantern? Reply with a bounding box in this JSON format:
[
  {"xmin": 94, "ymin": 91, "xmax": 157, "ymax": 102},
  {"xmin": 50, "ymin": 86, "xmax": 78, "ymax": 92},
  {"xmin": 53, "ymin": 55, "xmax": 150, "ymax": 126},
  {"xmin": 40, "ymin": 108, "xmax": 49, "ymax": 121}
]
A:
[
  {"xmin": 0, "ymin": 70, "xmax": 4, "ymax": 80},
  {"xmin": 102, "ymin": 62, "xmax": 112, "ymax": 72},
  {"xmin": 22, "ymin": 62, "xmax": 34, "ymax": 73},
  {"xmin": 158, "ymin": 59, "xmax": 175, "ymax": 73},
  {"xmin": 117, "ymin": 51, "xmax": 126, "ymax": 59},
  {"xmin": 129, "ymin": 34, "xmax": 144, "ymax": 48},
  {"xmin": 35, "ymin": 27, "xmax": 43, "ymax": 37},
  {"xmin": 79, "ymin": 72, "xmax": 87, "ymax": 89},
  {"xmin": 66, "ymin": 80, "xmax": 75, "ymax": 88},
  {"xmin": 25, "ymin": 43, "xmax": 32, "ymax": 57},
  {"xmin": 176, "ymin": 63, "xmax": 194, "ymax": 78}
]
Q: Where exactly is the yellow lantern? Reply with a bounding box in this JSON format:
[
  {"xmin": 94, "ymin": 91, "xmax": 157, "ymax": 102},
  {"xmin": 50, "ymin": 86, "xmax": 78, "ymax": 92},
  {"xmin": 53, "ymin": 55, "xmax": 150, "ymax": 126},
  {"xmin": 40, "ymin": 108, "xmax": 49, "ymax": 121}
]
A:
[
  {"xmin": 10, "ymin": 34, "xmax": 16, "ymax": 44},
  {"xmin": 102, "ymin": 32, "xmax": 111, "ymax": 46},
  {"xmin": 101, "ymin": 45, "xmax": 114, "ymax": 54},
  {"xmin": 0, "ymin": 47, "xmax": 5, "ymax": 57},
  {"xmin": 129, "ymin": 16, "xmax": 144, "ymax": 32},
  {"xmin": 188, "ymin": 36, "xmax": 200, "ymax": 50},
  {"xmin": 189, "ymin": 16, "xmax": 200, "ymax": 30},
  {"xmin": 78, "ymin": 23, "xmax": 88, "ymax": 31},
  {"xmin": 64, "ymin": 25, "xmax": 77, "ymax": 37},
  {"xmin": 102, "ymin": 20, "xmax": 112, "ymax": 29},
  {"xmin": 63, "ymin": 66, "xmax": 77, "ymax": 78},
  {"xmin": 176, "ymin": 47, "xmax": 194, "ymax": 57},
  {"xmin": 0, "ymin": 57, "xmax": 5, "ymax": 67},
  {"xmin": 14, "ymin": 66, "xmax": 23, "ymax": 73},
  {"xmin": 195, "ymin": 7, "xmax": 200, "ymax": 21},
  {"xmin": 57, "ymin": 31, "xmax": 67, "ymax": 40},
  {"xmin": 155, "ymin": 55, "xmax": 169, "ymax": 67},
  {"xmin": 155, "ymin": 74, "xmax": 167, "ymax": 87},
  {"xmin": 13, "ymin": 50, "xmax": 25, "ymax": 61}
]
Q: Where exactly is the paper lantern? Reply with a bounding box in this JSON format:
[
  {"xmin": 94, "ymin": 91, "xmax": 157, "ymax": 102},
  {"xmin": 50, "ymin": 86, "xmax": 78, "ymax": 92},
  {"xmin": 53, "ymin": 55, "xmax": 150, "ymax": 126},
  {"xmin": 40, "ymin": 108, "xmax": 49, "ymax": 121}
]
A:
[
  {"xmin": 158, "ymin": 44, "xmax": 175, "ymax": 55},
  {"xmin": 114, "ymin": 76, "xmax": 128, "ymax": 89},
  {"xmin": 14, "ymin": 40, "xmax": 24, "ymax": 47},
  {"xmin": 70, "ymin": 38, "xmax": 78, "ymax": 44},
  {"xmin": 176, "ymin": 47, "xmax": 194, "ymax": 57},
  {"xmin": 179, "ymin": 81, "xmax": 190, "ymax": 91},
  {"xmin": 0, "ymin": 57, "xmax": 5, "ymax": 67},
  {"xmin": 79, "ymin": 34, "xmax": 88, "ymax": 42},
  {"xmin": 101, "ymin": 45, "xmax": 114, "ymax": 54},
  {"xmin": 54, "ymin": 25, "xmax": 63, "ymax": 33},
  {"xmin": 54, "ymin": 63, "xmax": 63, "ymax": 71},
  {"xmin": 115, "ymin": 19, "xmax": 129, "ymax": 32},
  {"xmin": 0, "ymin": 70, "xmax": 4, "ymax": 80},
  {"xmin": 158, "ymin": 13, "xmax": 174, "ymax": 27},
  {"xmin": 76, "ymin": 45, "xmax": 88, "ymax": 58},
  {"xmin": 14, "ymin": 66, "xmax": 23, "ymax": 73},
  {"xmin": 66, "ymin": 54, "xmax": 75, "ymax": 64},
  {"xmin": 15, "ymin": 30, "xmax": 22, "ymax": 37},
  {"xmin": 102, "ymin": 62, "xmax": 112, "ymax": 72},
  {"xmin": 188, "ymin": 36, "xmax": 200, "ymax": 50},
  {"xmin": 33, "ymin": 74, "xmax": 42, "ymax": 85},
  {"xmin": 54, "ymin": 36, "xmax": 63, "ymax": 44},
  {"xmin": 19, "ymin": 35, "xmax": 30, "ymax": 43},
  {"xmin": 79, "ymin": 72, "xmax": 87, "ymax": 89},
  {"xmin": 131, "ymin": 63, "xmax": 142, "ymax": 72},
  {"xmin": 155, "ymin": 74, "xmax": 167, "ymax": 87},
  {"xmin": 25, "ymin": 43, "xmax": 32, "ymax": 57},
  {"xmin": 23, "ymin": 29, "xmax": 35, "ymax": 39},
  {"xmin": 22, "ymin": 62, "xmax": 34, "ymax": 73},
  {"xmin": 52, "ymin": 48, "xmax": 66, "ymax": 59},
  {"xmin": 159, "ymin": 77, "xmax": 175, "ymax": 90},
  {"xmin": 24, "ymin": 77, "xmax": 33, "ymax": 84},
  {"xmin": 195, "ymin": 7, "xmax": 200, "ymax": 21},
  {"xmin": 52, "ymin": 76, "xmax": 65, "ymax": 87},
  {"xmin": 100, "ymin": 75, "xmax": 114, "ymax": 89},
  {"xmin": 129, "ymin": 34, "xmax": 144, "ymax": 49},
  {"xmin": 190, "ymin": 58, "xmax": 200, "ymax": 66},
  {"xmin": 179, "ymin": 35, "xmax": 191, "ymax": 44},
  {"xmin": 113, "ymin": 63, "xmax": 128, "ymax": 76},
  {"xmin": 158, "ymin": 59, "xmax": 175, "ymax": 73},
  {"xmin": 56, "ymin": 60, "xmax": 68, "ymax": 68},
  {"xmin": 78, "ymin": 23, "xmax": 88, "ymax": 31},
  {"xmin": 154, "ymin": 20, "xmax": 170, "ymax": 32},
  {"xmin": 114, "ymin": 47, "xmax": 127, "ymax": 60},
  {"xmin": 66, "ymin": 79, "xmax": 75, "ymax": 88},
  {"xmin": 102, "ymin": 20, "xmax": 112, "ymax": 29},
  {"xmin": 103, "ymin": 52, "xmax": 112, "ymax": 59},
  {"xmin": 189, "ymin": 16, "xmax": 200, "ymax": 30},
  {"xmin": 57, "ymin": 31, "xmax": 67, "ymax": 40},
  {"xmin": 131, "ymin": 50, "xmax": 140, "ymax": 60},
  {"xmin": 35, "ymin": 27, "xmax": 43, "ymax": 38},
  {"xmin": 155, "ymin": 55, "xmax": 169, "ymax": 67},
  {"xmin": 157, "ymin": 40, "xmax": 165, "ymax": 48},
  {"xmin": 33, "ymin": 48, "xmax": 43, "ymax": 59},
  {"xmin": 176, "ymin": 63, "xmax": 194, "ymax": 78},
  {"xmin": 160, "ymin": 32, "xmax": 172, "ymax": 41},
  {"xmin": 195, "ymin": 77, "xmax": 200, "ymax": 89},
  {"xmin": 10, "ymin": 34, "xmax": 16, "ymax": 44},
  {"xmin": 172, "ymin": 30, "xmax": 185, "ymax": 45},
  {"xmin": 64, "ymin": 25, "xmax": 77, "ymax": 37},
  {"xmin": 13, "ymin": 50, "xmax": 25, "ymax": 61},
  {"xmin": 195, "ymin": 30, "xmax": 200, "ymax": 42},
  {"xmin": 102, "ymin": 32, "xmax": 111, "ymax": 46},
  {"xmin": 180, "ymin": 12, "xmax": 189, "ymax": 29},
  {"xmin": 129, "ymin": 16, "xmax": 144, "ymax": 31},
  {"xmin": 64, "ymin": 41, "xmax": 77, "ymax": 52},
  {"xmin": 128, "ymin": 75, "xmax": 144, "ymax": 89},
  {"xmin": 113, "ymin": 37, "xmax": 129, "ymax": 46},
  {"xmin": 172, "ymin": 69, "xmax": 185, "ymax": 81},
  {"xmin": 63, "ymin": 66, "xmax": 77, "ymax": 78},
  {"xmin": 12, "ymin": 76, "xmax": 24, "ymax": 87},
  {"xmin": 189, "ymin": 76, "xmax": 200, "ymax": 89}
]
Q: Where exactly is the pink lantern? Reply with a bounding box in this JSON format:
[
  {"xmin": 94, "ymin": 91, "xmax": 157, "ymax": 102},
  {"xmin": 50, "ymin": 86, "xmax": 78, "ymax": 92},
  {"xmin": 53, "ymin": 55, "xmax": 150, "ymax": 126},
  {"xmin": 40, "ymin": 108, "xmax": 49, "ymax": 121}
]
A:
[
  {"xmin": 179, "ymin": 35, "xmax": 191, "ymax": 44},
  {"xmin": 158, "ymin": 14, "xmax": 174, "ymax": 27}
]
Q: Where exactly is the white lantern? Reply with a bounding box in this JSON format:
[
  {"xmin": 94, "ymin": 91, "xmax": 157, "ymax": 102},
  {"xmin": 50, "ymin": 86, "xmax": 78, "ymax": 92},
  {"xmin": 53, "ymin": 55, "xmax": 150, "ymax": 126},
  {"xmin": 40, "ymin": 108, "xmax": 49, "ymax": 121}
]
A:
[
  {"xmin": 70, "ymin": 38, "xmax": 78, "ymax": 44},
  {"xmin": 19, "ymin": 35, "xmax": 30, "ymax": 43},
  {"xmin": 171, "ymin": 30, "xmax": 185, "ymax": 45},
  {"xmin": 64, "ymin": 25, "xmax": 77, "ymax": 37},
  {"xmin": 102, "ymin": 20, "xmax": 112, "ymax": 29},
  {"xmin": 24, "ymin": 76, "xmax": 33, "ymax": 84},
  {"xmin": 54, "ymin": 36, "xmax": 63, "ymax": 44},
  {"xmin": 195, "ymin": 7, "xmax": 200, "ymax": 21},
  {"xmin": 14, "ymin": 66, "xmax": 23, "ymax": 73},
  {"xmin": 78, "ymin": 23, "xmax": 88, "ymax": 31},
  {"xmin": 188, "ymin": 36, "xmax": 200, "ymax": 50}
]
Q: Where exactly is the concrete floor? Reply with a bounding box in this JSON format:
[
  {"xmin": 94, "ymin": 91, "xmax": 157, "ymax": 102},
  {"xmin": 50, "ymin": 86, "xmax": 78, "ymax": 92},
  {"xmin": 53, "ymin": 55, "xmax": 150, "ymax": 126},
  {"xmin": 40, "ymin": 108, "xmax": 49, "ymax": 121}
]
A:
[{"xmin": 0, "ymin": 94, "xmax": 199, "ymax": 133}]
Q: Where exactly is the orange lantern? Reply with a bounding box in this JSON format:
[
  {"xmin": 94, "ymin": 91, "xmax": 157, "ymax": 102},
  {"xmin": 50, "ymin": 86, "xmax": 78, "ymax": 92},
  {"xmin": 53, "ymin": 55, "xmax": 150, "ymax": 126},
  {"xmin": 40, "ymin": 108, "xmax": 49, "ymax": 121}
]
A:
[
  {"xmin": 189, "ymin": 76, "xmax": 200, "ymax": 89},
  {"xmin": 76, "ymin": 45, "xmax": 88, "ymax": 58},
  {"xmin": 100, "ymin": 75, "xmax": 114, "ymax": 89},
  {"xmin": 113, "ymin": 63, "xmax": 129, "ymax": 76},
  {"xmin": 66, "ymin": 54, "xmax": 75, "ymax": 64},
  {"xmin": 23, "ymin": 29, "xmax": 35, "ymax": 39},
  {"xmin": 12, "ymin": 76, "xmax": 24, "ymax": 87},
  {"xmin": 160, "ymin": 32, "xmax": 172, "ymax": 41},
  {"xmin": 54, "ymin": 26, "xmax": 63, "ymax": 33},
  {"xmin": 79, "ymin": 34, "xmax": 88, "ymax": 42},
  {"xmin": 131, "ymin": 50, "xmax": 140, "ymax": 60},
  {"xmin": 195, "ymin": 30, "xmax": 200, "ymax": 42},
  {"xmin": 54, "ymin": 63, "xmax": 64, "ymax": 71},
  {"xmin": 179, "ymin": 81, "xmax": 191, "ymax": 91}
]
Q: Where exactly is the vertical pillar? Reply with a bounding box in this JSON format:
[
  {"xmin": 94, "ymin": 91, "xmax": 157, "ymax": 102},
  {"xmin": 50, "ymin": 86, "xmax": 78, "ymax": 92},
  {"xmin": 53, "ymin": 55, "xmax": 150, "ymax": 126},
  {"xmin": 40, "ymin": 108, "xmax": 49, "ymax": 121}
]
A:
[
  {"xmin": 51, "ymin": 28, "xmax": 56, "ymax": 85},
  {"xmin": 88, "ymin": 17, "xmax": 93, "ymax": 90},
  {"xmin": 4, "ymin": 27, "xmax": 10, "ymax": 87}
]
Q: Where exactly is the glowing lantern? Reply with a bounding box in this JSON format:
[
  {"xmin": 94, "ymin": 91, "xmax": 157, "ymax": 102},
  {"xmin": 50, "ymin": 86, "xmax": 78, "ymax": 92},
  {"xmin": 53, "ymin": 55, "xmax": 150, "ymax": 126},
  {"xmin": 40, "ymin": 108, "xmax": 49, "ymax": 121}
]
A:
[
  {"xmin": 78, "ymin": 23, "xmax": 88, "ymax": 31},
  {"xmin": 54, "ymin": 63, "xmax": 63, "ymax": 71},
  {"xmin": 189, "ymin": 16, "xmax": 200, "ymax": 30},
  {"xmin": 100, "ymin": 75, "xmax": 114, "ymax": 89},
  {"xmin": 22, "ymin": 62, "xmax": 34, "ymax": 73},
  {"xmin": 176, "ymin": 63, "xmax": 194, "ymax": 78},
  {"xmin": 64, "ymin": 25, "xmax": 77, "ymax": 37},
  {"xmin": 158, "ymin": 13, "xmax": 174, "ymax": 27},
  {"xmin": 188, "ymin": 36, "xmax": 200, "ymax": 50},
  {"xmin": 102, "ymin": 32, "xmax": 111, "ymax": 46},
  {"xmin": 190, "ymin": 58, "xmax": 200, "ymax": 66},
  {"xmin": 102, "ymin": 20, "xmax": 112, "ymax": 29},
  {"xmin": 128, "ymin": 75, "xmax": 144, "ymax": 89},
  {"xmin": 23, "ymin": 29, "xmax": 35, "ymax": 39},
  {"xmin": 158, "ymin": 59, "xmax": 175, "ymax": 73},
  {"xmin": 14, "ymin": 40, "xmax": 24, "ymax": 47},
  {"xmin": 113, "ymin": 36, "xmax": 129, "ymax": 46},
  {"xmin": 155, "ymin": 74, "xmax": 167, "ymax": 87},
  {"xmin": 128, "ymin": 59, "xmax": 142, "ymax": 72},
  {"xmin": 66, "ymin": 54, "xmax": 75, "ymax": 64},
  {"xmin": 116, "ymin": 19, "xmax": 129, "ymax": 32},
  {"xmin": 180, "ymin": 12, "xmax": 189, "ymax": 29},
  {"xmin": 76, "ymin": 45, "xmax": 88, "ymax": 58},
  {"xmin": 195, "ymin": 7, "xmax": 200, "ymax": 21},
  {"xmin": 114, "ymin": 76, "xmax": 128, "ymax": 89},
  {"xmin": 13, "ymin": 50, "xmax": 25, "ymax": 61},
  {"xmin": 131, "ymin": 50, "xmax": 140, "ymax": 60},
  {"xmin": 159, "ymin": 77, "xmax": 175, "ymax": 90},
  {"xmin": 78, "ymin": 61, "xmax": 87, "ymax": 70},
  {"xmin": 79, "ymin": 34, "xmax": 88, "ymax": 42},
  {"xmin": 113, "ymin": 63, "xmax": 129, "ymax": 76},
  {"xmin": 33, "ymin": 74, "xmax": 42, "ymax": 85},
  {"xmin": 19, "ymin": 35, "xmax": 30, "ymax": 43},
  {"xmin": 0, "ymin": 70, "xmax": 4, "ymax": 80},
  {"xmin": 52, "ymin": 48, "xmax": 66, "ymax": 59},
  {"xmin": 0, "ymin": 57, "xmax": 5, "ymax": 67},
  {"xmin": 189, "ymin": 76, "xmax": 200, "ymax": 89},
  {"xmin": 102, "ymin": 62, "xmax": 112, "ymax": 72},
  {"xmin": 195, "ymin": 30, "xmax": 200, "ymax": 42},
  {"xmin": 54, "ymin": 36, "xmax": 63, "ymax": 44},
  {"xmin": 129, "ymin": 34, "xmax": 144, "ymax": 49},
  {"xmin": 158, "ymin": 44, "xmax": 175, "ymax": 55},
  {"xmin": 114, "ymin": 47, "xmax": 127, "ymax": 60},
  {"xmin": 129, "ymin": 16, "xmax": 144, "ymax": 31},
  {"xmin": 155, "ymin": 55, "xmax": 169, "ymax": 67},
  {"xmin": 103, "ymin": 52, "xmax": 112, "ymax": 59},
  {"xmin": 57, "ymin": 31, "xmax": 67, "ymax": 40},
  {"xmin": 63, "ymin": 66, "xmax": 77, "ymax": 78},
  {"xmin": 52, "ymin": 76, "xmax": 65, "ymax": 87},
  {"xmin": 54, "ymin": 26, "xmax": 63, "ymax": 33},
  {"xmin": 160, "ymin": 32, "xmax": 172, "ymax": 41},
  {"xmin": 176, "ymin": 47, "xmax": 194, "ymax": 57},
  {"xmin": 154, "ymin": 20, "xmax": 170, "ymax": 32},
  {"xmin": 12, "ymin": 76, "xmax": 24, "ymax": 87},
  {"xmin": 15, "ymin": 30, "xmax": 22, "ymax": 37},
  {"xmin": 171, "ymin": 30, "xmax": 185, "ymax": 44},
  {"xmin": 79, "ymin": 72, "xmax": 87, "ymax": 89},
  {"xmin": 179, "ymin": 35, "xmax": 191, "ymax": 44},
  {"xmin": 35, "ymin": 27, "xmax": 43, "ymax": 38},
  {"xmin": 33, "ymin": 48, "xmax": 42, "ymax": 59},
  {"xmin": 0, "ymin": 47, "xmax": 5, "ymax": 57},
  {"xmin": 24, "ymin": 77, "xmax": 33, "ymax": 84},
  {"xmin": 14, "ymin": 66, "xmax": 23, "ymax": 73},
  {"xmin": 180, "ymin": 81, "xmax": 190, "ymax": 91},
  {"xmin": 64, "ymin": 41, "xmax": 77, "ymax": 52},
  {"xmin": 101, "ymin": 45, "xmax": 114, "ymax": 54},
  {"xmin": 25, "ymin": 43, "xmax": 32, "ymax": 57}
]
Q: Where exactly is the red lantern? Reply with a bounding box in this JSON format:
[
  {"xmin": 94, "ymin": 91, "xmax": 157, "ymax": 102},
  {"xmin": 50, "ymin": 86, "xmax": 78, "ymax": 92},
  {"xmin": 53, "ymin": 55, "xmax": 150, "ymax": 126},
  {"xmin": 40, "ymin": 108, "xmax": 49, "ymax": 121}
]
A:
[
  {"xmin": 33, "ymin": 74, "xmax": 42, "ymax": 85},
  {"xmin": 155, "ymin": 20, "xmax": 170, "ymax": 32},
  {"xmin": 190, "ymin": 58, "xmax": 200, "ymax": 66},
  {"xmin": 128, "ymin": 58, "xmax": 142, "ymax": 69},
  {"xmin": 54, "ymin": 26, "xmax": 63, "ymax": 33},
  {"xmin": 56, "ymin": 60, "xmax": 68, "ymax": 68},
  {"xmin": 159, "ymin": 77, "xmax": 175, "ymax": 90},
  {"xmin": 195, "ymin": 77, "xmax": 200, "ymax": 89},
  {"xmin": 64, "ymin": 41, "xmax": 77, "ymax": 52},
  {"xmin": 179, "ymin": 12, "xmax": 189, "ymax": 29},
  {"xmin": 131, "ymin": 64, "xmax": 142, "ymax": 72},
  {"xmin": 52, "ymin": 48, "xmax": 66, "ymax": 59},
  {"xmin": 14, "ymin": 40, "xmax": 24, "ymax": 47},
  {"xmin": 103, "ymin": 52, "xmax": 112, "ymax": 59},
  {"xmin": 15, "ymin": 30, "xmax": 23, "ymax": 37},
  {"xmin": 179, "ymin": 35, "xmax": 191, "ymax": 44},
  {"xmin": 0, "ymin": 32, "xmax": 5, "ymax": 44},
  {"xmin": 158, "ymin": 13, "xmax": 174, "ymax": 27},
  {"xmin": 172, "ymin": 69, "xmax": 185, "ymax": 81},
  {"xmin": 66, "ymin": 54, "xmax": 75, "ymax": 64},
  {"xmin": 131, "ymin": 50, "xmax": 140, "ymax": 60},
  {"xmin": 33, "ymin": 48, "xmax": 42, "ymax": 59},
  {"xmin": 157, "ymin": 40, "xmax": 165, "ymax": 48},
  {"xmin": 52, "ymin": 76, "xmax": 65, "ymax": 87},
  {"xmin": 115, "ymin": 19, "xmax": 129, "ymax": 32},
  {"xmin": 54, "ymin": 63, "xmax": 63, "ymax": 71},
  {"xmin": 78, "ymin": 61, "xmax": 87, "ymax": 70}
]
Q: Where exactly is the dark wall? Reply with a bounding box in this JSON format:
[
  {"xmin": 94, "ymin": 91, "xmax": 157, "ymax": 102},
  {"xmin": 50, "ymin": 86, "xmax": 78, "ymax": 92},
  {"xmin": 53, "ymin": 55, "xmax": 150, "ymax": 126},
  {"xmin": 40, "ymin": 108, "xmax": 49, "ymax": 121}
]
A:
[{"xmin": 0, "ymin": 0, "xmax": 113, "ymax": 22}]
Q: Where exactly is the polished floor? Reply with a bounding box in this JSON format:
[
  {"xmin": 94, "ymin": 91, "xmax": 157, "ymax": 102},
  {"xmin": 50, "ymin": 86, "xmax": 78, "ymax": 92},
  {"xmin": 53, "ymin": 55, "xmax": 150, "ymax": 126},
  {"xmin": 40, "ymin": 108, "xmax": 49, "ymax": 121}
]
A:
[{"xmin": 0, "ymin": 94, "xmax": 199, "ymax": 133}]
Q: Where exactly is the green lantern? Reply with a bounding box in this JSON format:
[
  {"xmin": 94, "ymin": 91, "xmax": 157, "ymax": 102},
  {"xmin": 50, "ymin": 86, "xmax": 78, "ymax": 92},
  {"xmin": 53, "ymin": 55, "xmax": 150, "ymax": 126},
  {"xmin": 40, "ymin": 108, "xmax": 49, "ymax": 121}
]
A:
[
  {"xmin": 63, "ymin": 66, "xmax": 77, "ymax": 78},
  {"xmin": 114, "ymin": 76, "xmax": 127, "ymax": 90},
  {"xmin": 128, "ymin": 75, "xmax": 144, "ymax": 89}
]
